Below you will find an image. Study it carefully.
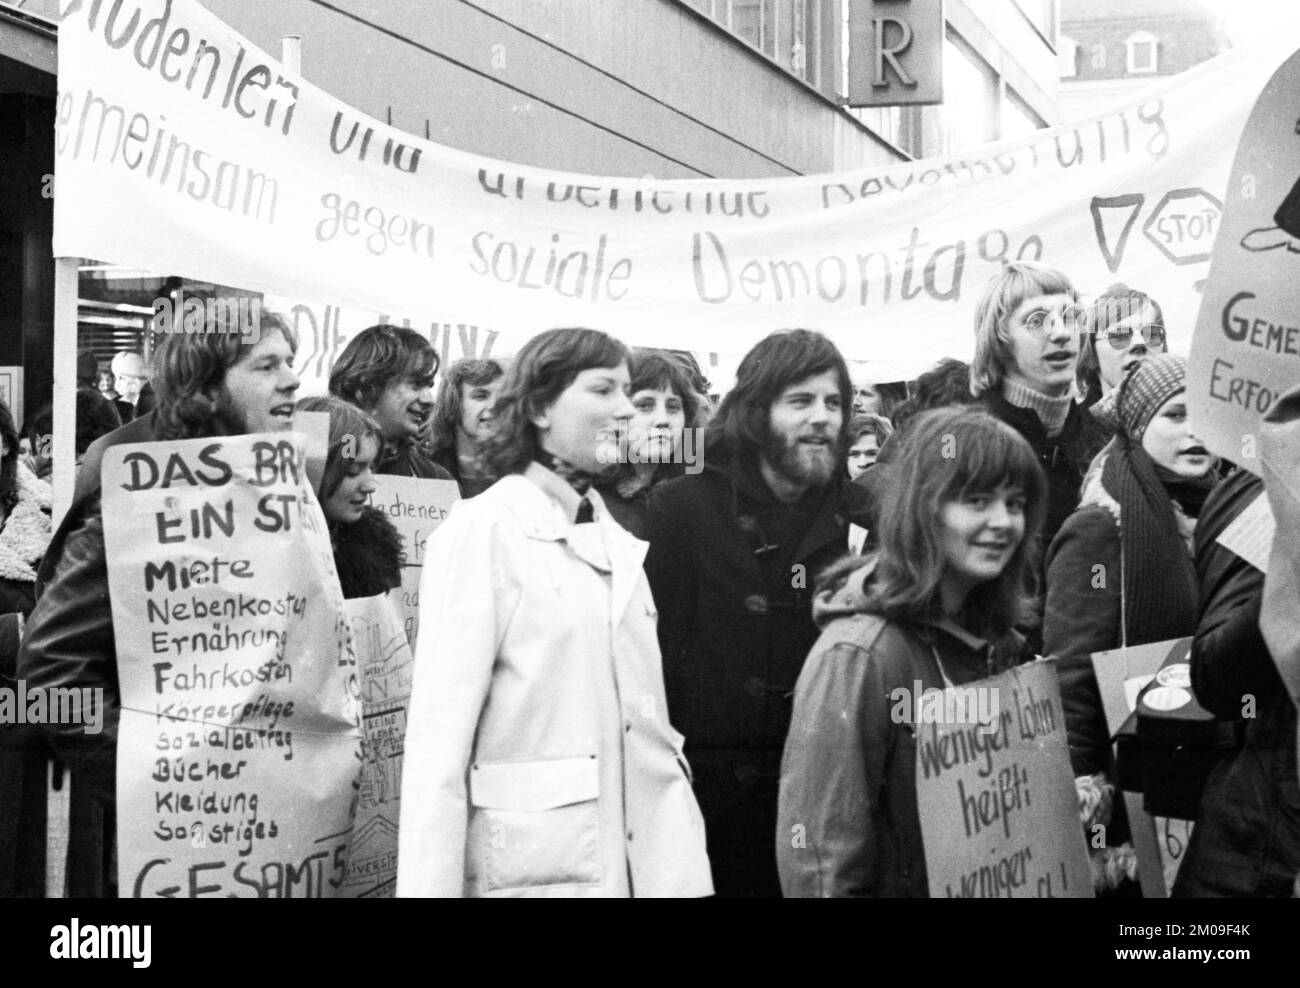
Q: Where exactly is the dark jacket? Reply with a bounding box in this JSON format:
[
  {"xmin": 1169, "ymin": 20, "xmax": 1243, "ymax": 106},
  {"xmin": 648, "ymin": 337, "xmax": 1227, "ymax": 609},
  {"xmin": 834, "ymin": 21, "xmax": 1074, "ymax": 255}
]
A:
[
  {"xmin": 979, "ymin": 388, "xmax": 1110, "ymax": 553},
  {"xmin": 16, "ymin": 413, "xmax": 158, "ymax": 896},
  {"xmin": 333, "ymin": 506, "xmax": 403, "ymax": 599},
  {"xmin": 777, "ymin": 563, "xmax": 1019, "ymax": 897},
  {"xmin": 1173, "ymin": 470, "xmax": 1300, "ymax": 897},
  {"xmin": 377, "ymin": 442, "xmax": 455, "ymax": 482},
  {"xmin": 642, "ymin": 448, "xmax": 870, "ymax": 897},
  {"xmin": 428, "ymin": 445, "xmax": 494, "ymax": 499}
]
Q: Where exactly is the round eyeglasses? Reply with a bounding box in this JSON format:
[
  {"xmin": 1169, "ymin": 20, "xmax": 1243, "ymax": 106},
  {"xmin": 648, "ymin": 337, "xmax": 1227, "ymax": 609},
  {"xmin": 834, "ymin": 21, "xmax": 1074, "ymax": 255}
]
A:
[
  {"xmin": 1022, "ymin": 304, "xmax": 1087, "ymax": 335},
  {"xmin": 1098, "ymin": 326, "xmax": 1166, "ymax": 350}
]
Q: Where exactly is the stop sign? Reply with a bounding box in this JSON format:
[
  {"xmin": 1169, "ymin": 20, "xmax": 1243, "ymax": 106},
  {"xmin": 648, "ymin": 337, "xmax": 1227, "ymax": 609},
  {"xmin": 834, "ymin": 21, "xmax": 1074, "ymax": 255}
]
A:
[{"xmin": 1143, "ymin": 188, "xmax": 1224, "ymax": 265}]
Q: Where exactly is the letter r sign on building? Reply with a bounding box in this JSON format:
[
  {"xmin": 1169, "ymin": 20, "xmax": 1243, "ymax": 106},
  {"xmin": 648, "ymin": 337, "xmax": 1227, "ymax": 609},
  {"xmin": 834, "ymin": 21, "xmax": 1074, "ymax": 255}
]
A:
[{"xmin": 847, "ymin": 0, "xmax": 944, "ymax": 107}]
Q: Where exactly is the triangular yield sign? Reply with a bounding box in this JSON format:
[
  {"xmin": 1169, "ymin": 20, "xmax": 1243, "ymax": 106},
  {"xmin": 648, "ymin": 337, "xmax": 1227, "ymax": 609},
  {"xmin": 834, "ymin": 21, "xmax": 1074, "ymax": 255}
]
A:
[{"xmin": 1090, "ymin": 194, "xmax": 1145, "ymax": 273}]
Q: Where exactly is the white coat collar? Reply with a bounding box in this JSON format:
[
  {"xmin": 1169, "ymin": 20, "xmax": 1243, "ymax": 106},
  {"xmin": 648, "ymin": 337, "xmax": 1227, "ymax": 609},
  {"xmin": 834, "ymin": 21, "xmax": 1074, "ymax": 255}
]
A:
[{"xmin": 496, "ymin": 467, "xmax": 649, "ymax": 623}]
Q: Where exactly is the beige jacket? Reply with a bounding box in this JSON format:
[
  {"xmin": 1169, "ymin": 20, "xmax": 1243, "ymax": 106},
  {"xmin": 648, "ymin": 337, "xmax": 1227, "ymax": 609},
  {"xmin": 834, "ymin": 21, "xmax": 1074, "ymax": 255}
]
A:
[{"xmin": 397, "ymin": 464, "xmax": 712, "ymax": 897}]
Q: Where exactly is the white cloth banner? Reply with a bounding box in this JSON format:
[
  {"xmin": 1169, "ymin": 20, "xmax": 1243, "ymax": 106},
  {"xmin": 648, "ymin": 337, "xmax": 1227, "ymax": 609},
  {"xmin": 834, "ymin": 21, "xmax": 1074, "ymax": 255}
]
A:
[{"xmin": 53, "ymin": 0, "xmax": 1294, "ymax": 379}]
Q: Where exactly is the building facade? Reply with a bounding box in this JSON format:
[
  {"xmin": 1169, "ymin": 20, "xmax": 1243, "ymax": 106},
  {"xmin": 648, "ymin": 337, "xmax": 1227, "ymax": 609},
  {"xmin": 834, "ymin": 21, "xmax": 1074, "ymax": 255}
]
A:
[{"xmin": 1058, "ymin": 0, "xmax": 1231, "ymax": 122}]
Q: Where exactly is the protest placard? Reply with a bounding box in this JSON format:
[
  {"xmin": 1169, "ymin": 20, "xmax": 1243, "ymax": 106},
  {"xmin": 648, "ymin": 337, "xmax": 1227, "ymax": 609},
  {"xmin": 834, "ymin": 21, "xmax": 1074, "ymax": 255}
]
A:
[
  {"xmin": 1188, "ymin": 47, "xmax": 1300, "ymax": 474},
  {"xmin": 102, "ymin": 432, "xmax": 362, "ymax": 897},
  {"xmin": 52, "ymin": 0, "xmax": 1291, "ymax": 383},
  {"xmin": 915, "ymin": 661, "xmax": 1093, "ymax": 898},
  {"xmin": 366, "ymin": 476, "xmax": 460, "ymax": 646},
  {"xmin": 339, "ymin": 592, "xmax": 413, "ymax": 898},
  {"xmin": 1090, "ymin": 637, "xmax": 1196, "ymax": 897}
]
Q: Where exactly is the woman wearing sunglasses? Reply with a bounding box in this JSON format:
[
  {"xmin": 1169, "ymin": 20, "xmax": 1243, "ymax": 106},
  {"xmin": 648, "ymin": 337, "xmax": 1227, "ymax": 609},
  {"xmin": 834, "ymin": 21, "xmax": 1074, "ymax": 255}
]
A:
[{"xmin": 1077, "ymin": 283, "xmax": 1168, "ymax": 421}]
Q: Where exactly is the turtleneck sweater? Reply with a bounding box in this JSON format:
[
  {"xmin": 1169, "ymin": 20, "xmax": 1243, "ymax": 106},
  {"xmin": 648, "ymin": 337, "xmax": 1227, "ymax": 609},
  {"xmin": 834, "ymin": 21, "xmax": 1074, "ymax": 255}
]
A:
[{"xmin": 1002, "ymin": 377, "xmax": 1073, "ymax": 438}]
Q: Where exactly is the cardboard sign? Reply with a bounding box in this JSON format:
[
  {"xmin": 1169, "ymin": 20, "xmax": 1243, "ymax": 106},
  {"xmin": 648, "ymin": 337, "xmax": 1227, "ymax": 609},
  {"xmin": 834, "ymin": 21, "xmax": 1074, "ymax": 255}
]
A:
[
  {"xmin": 339, "ymin": 592, "xmax": 413, "ymax": 898},
  {"xmin": 366, "ymin": 476, "xmax": 460, "ymax": 645},
  {"xmin": 915, "ymin": 661, "xmax": 1093, "ymax": 898},
  {"xmin": 52, "ymin": 0, "xmax": 1292, "ymax": 381},
  {"xmin": 102, "ymin": 432, "xmax": 362, "ymax": 898},
  {"xmin": 1091, "ymin": 637, "xmax": 1196, "ymax": 897},
  {"xmin": 1189, "ymin": 47, "xmax": 1300, "ymax": 474}
]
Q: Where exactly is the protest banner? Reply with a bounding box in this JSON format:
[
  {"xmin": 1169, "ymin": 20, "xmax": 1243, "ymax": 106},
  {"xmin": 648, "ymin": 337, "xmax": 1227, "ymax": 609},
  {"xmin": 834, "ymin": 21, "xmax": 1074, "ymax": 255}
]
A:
[
  {"xmin": 52, "ymin": 0, "xmax": 1294, "ymax": 384},
  {"xmin": 1188, "ymin": 47, "xmax": 1300, "ymax": 474},
  {"xmin": 914, "ymin": 661, "xmax": 1093, "ymax": 898},
  {"xmin": 366, "ymin": 476, "xmax": 460, "ymax": 645},
  {"xmin": 102, "ymin": 432, "xmax": 362, "ymax": 897},
  {"xmin": 1090, "ymin": 637, "xmax": 1195, "ymax": 898},
  {"xmin": 340, "ymin": 592, "xmax": 413, "ymax": 898}
]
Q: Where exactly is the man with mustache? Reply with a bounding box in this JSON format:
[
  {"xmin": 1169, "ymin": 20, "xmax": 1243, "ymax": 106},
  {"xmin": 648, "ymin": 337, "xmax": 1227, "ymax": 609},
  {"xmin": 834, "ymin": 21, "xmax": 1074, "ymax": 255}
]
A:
[
  {"xmin": 643, "ymin": 329, "xmax": 869, "ymax": 898},
  {"xmin": 329, "ymin": 325, "xmax": 453, "ymax": 481},
  {"xmin": 17, "ymin": 307, "xmax": 302, "ymax": 896}
]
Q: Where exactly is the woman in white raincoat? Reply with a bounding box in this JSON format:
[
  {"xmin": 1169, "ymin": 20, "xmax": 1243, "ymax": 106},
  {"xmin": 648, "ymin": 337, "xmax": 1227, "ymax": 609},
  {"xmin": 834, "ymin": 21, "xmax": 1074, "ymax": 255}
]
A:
[{"xmin": 397, "ymin": 327, "xmax": 712, "ymax": 898}]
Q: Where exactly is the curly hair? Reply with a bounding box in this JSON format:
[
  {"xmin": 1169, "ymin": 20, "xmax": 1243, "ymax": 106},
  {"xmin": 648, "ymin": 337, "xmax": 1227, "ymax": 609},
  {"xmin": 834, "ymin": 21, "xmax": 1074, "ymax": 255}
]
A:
[
  {"xmin": 293, "ymin": 395, "xmax": 384, "ymax": 503},
  {"xmin": 482, "ymin": 328, "xmax": 629, "ymax": 477},
  {"xmin": 706, "ymin": 329, "xmax": 852, "ymax": 465},
  {"xmin": 328, "ymin": 324, "xmax": 438, "ymax": 412},
  {"xmin": 151, "ymin": 308, "xmax": 297, "ymax": 441},
  {"xmin": 426, "ymin": 357, "xmax": 508, "ymax": 460}
]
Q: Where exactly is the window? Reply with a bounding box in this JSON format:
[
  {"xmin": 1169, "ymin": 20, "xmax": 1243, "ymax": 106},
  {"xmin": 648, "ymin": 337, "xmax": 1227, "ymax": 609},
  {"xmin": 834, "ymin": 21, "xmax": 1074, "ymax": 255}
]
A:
[
  {"xmin": 1058, "ymin": 36, "xmax": 1078, "ymax": 78},
  {"xmin": 940, "ymin": 37, "xmax": 992, "ymax": 154},
  {"xmin": 1126, "ymin": 31, "xmax": 1158, "ymax": 74}
]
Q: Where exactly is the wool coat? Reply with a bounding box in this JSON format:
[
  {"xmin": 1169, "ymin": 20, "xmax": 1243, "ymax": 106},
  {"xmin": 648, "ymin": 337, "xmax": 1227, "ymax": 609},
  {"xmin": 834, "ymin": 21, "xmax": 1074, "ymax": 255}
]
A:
[
  {"xmin": 397, "ymin": 464, "xmax": 712, "ymax": 897},
  {"xmin": 642, "ymin": 449, "xmax": 871, "ymax": 897}
]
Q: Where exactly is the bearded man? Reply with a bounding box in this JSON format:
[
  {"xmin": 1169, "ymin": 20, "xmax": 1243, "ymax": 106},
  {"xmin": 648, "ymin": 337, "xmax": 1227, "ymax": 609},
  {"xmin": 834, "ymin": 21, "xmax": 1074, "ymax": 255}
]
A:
[{"xmin": 643, "ymin": 328, "xmax": 869, "ymax": 898}]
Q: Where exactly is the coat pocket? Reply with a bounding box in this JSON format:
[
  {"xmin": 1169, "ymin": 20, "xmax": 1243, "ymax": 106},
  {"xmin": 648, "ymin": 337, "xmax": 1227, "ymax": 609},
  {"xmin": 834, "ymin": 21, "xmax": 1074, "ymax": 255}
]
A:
[{"xmin": 469, "ymin": 755, "xmax": 602, "ymax": 892}]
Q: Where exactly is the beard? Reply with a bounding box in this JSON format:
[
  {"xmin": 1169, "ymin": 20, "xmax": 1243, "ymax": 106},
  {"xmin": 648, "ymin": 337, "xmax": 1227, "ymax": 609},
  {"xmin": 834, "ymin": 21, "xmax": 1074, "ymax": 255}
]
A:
[{"xmin": 761, "ymin": 431, "xmax": 838, "ymax": 491}]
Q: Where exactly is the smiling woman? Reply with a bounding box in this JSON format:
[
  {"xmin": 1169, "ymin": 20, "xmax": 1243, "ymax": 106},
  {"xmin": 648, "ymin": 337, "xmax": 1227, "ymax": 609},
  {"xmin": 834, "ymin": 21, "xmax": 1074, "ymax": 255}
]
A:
[{"xmin": 398, "ymin": 328, "xmax": 712, "ymax": 898}]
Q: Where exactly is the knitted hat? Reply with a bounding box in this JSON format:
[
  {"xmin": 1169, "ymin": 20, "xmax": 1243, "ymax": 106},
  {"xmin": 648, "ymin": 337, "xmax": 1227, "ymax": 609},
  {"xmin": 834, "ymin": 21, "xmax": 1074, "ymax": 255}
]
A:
[{"xmin": 1115, "ymin": 353, "xmax": 1186, "ymax": 440}]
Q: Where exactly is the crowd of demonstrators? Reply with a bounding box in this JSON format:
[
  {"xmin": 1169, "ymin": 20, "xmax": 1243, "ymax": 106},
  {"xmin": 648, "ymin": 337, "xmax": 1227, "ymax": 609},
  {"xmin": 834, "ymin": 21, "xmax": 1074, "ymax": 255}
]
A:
[
  {"xmin": 422, "ymin": 357, "xmax": 507, "ymax": 498},
  {"xmin": 398, "ymin": 328, "xmax": 712, "ymax": 898},
  {"xmin": 295, "ymin": 395, "xmax": 403, "ymax": 600},
  {"xmin": 595, "ymin": 349, "xmax": 700, "ymax": 539},
  {"xmin": 16, "ymin": 309, "xmax": 302, "ymax": 896},
  {"xmin": 778, "ymin": 408, "xmax": 1045, "ymax": 895},
  {"xmin": 13, "ymin": 271, "xmax": 1300, "ymax": 900},
  {"xmin": 641, "ymin": 330, "xmax": 870, "ymax": 898},
  {"xmin": 1044, "ymin": 355, "xmax": 1215, "ymax": 893},
  {"xmin": 328, "ymin": 325, "xmax": 454, "ymax": 481}
]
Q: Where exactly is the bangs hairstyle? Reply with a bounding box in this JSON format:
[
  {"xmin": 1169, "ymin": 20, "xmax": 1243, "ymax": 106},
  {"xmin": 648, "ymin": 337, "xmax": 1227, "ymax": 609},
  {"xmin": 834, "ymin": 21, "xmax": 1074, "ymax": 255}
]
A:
[
  {"xmin": 482, "ymin": 328, "xmax": 629, "ymax": 477},
  {"xmin": 629, "ymin": 349, "xmax": 701, "ymax": 428},
  {"xmin": 831, "ymin": 406, "xmax": 1047, "ymax": 639},
  {"xmin": 1078, "ymin": 284, "xmax": 1167, "ymax": 405},
  {"xmin": 294, "ymin": 395, "xmax": 383, "ymax": 503},
  {"xmin": 427, "ymin": 357, "xmax": 509, "ymax": 458},
  {"xmin": 328, "ymin": 324, "xmax": 439, "ymax": 411},
  {"xmin": 970, "ymin": 261, "xmax": 1076, "ymax": 398},
  {"xmin": 707, "ymin": 329, "xmax": 852, "ymax": 462},
  {"xmin": 152, "ymin": 308, "xmax": 297, "ymax": 441},
  {"xmin": 848, "ymin": 413, "xmax": 893, "ymax": 447}
]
